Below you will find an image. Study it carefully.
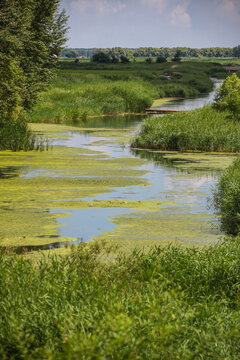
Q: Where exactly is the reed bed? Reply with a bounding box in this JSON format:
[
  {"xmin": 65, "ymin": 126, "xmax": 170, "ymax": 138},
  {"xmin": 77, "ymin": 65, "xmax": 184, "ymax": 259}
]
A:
[
  {"xmin": 132, "ymin": 106, "xmax": 240, "ymax": 152},
  {"xmin": 29, "ymin": 62, "xmax": 220, "ymax": 123}
]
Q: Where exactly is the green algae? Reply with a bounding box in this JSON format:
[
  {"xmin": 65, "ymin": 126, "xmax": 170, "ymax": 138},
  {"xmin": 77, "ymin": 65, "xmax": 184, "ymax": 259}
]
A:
[
  {"xmin": 0, "ymin": 125, "xmax": 150, "ymax": 247},
  {"xmin": 0, "ymin": 122, "xmax": 230, "ymax": 251},
  {"xmin": 92, "ymin": 210, "xmax": 219, "ymax": 253}
]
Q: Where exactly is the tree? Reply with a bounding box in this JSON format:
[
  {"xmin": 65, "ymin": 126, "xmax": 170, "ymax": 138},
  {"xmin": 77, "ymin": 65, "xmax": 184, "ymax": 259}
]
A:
[
  {"xmin": 120, "ymin": 55, "xmax": 130, "ymax": 64},
  {"xmin": 111, "ymin": 55, "xmax": 119, "ymax": 64},
  {"xmin": 156, "ymin": 56, "xmax": 167, "ymax": 63},
  {"xmin": 92, "ymin": 52, "xmax": 111, "ymax": 63},
  {"xmin": 172, "ymin": 50, "xmax": 181, "ymax": 62},
  {"xmin": 0, "ymin": 0, "xmax": 69, "ymax": 149},
  {"xmin": 65, "ymin": 49, "xmax": 79, "ymax": 58},
  {"xmin": 145, "ymin": 58, "xmax": 152, "ymax": 64},
  {"xmin": 214, "ymin": 73, "xmax": 240, "ymax": 121},
  {"xmin": 233, "ymin": 45, "xmax": 240, "ymax": 58}
]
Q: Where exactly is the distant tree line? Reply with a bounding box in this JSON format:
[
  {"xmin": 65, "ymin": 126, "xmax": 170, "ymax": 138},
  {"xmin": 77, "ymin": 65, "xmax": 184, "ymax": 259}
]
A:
[{"xmin": 62, "ymin": 46, "xmax": 240, "ymax": 59}]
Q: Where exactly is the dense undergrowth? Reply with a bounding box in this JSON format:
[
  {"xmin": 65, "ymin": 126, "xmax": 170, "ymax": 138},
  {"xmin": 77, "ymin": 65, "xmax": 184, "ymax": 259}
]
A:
[
  {"xmin": 132, "ymin": 106, "xmax": 240, "ymax": 152},
  {"xmin": 1, "ymin": 238, "xmax": 240, "ymax": 359},
  {"xmin": 29, "ymin": 61, "xmax": 223, "ymax": 123},
  {"xmin": 213, "ymin": 158, "xmax": 240, "ymax": 236}
]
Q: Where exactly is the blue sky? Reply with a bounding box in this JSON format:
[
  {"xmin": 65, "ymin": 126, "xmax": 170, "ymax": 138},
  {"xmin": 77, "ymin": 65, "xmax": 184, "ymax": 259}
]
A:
[{"xmin": 61, "ymin": 0, "xmax": 240, "ymax": 48}]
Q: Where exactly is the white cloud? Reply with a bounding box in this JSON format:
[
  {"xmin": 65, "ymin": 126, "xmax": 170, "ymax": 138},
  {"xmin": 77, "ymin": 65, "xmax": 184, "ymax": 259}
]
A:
[
  {"xmin": 214, "ymin": 0, "xmax": 240, "ymax": 20},
  {"xmin": 71, "ymin": 0, "xmax": 126, "ymax": 14},
  {"xmin": 170, "ymin": 1, "xmax": 191, "ymax": 28},
  {"xmin": 140, "ymin": 0, "xmax": 167, "ymax": 13}
]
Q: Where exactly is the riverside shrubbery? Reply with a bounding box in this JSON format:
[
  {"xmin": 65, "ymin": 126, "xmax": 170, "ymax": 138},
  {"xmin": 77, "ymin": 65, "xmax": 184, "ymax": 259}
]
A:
[
  {"xmin": 1, "ymin": 239, "xmax": 240, "ymax": 359},
  {"xmin": 213, "ymin": 158, "xmax": 240, "ymax": 236}
]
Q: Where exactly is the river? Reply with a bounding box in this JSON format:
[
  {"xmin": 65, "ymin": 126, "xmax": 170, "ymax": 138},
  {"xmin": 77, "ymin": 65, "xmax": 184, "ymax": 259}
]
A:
[{"xmin": 0, "ymin": 80, "xmax": 236, "ymax": 251}]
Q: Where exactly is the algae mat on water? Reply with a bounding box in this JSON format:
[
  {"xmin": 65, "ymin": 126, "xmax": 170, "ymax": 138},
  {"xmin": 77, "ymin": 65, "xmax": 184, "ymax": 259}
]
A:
[{"xmin": 0, "ymin": 123, "xmax": 237, "ymax": 250}]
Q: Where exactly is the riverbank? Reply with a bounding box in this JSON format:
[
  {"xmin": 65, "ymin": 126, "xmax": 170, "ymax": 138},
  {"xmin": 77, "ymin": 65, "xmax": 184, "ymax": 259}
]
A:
[{"xmin": 28, "ymin": 61, "xmax": 223, "ymax": 123}]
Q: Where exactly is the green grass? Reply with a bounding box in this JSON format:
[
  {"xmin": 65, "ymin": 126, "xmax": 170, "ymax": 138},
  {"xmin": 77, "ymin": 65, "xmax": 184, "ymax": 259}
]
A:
[
  {"xmin": 1, "ymin": 238, "xmax": 240, "ymax": 359},
  {"xmin": 0, "ymin": 116, "xmax": 43, "ymax": 151},
  {"xmin": 132, "ymin": 106, "xmax": 240, "ymax": 152},
  {"xmin": 213, "ymin": 158, "xmax": 240, "ymax": 236},
  {"xmin": 29, "ymin": 61, "xmax": 224, "ymax": 123}
]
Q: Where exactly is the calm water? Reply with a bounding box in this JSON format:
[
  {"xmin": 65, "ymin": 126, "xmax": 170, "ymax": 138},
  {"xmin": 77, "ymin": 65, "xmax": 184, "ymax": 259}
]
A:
[
  {"xmin": 44, "ymin": 82, "xmax": 225, "ymax": 248},
  {"xmin": 152, "ymin": 79, "xmax": 222, "ymax": 111}
]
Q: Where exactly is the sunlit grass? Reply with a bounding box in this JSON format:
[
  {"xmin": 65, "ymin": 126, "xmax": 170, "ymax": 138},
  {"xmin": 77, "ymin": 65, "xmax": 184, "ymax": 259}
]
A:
[
  {"xmin": 132, "ymin": 106, "xmax": 240, "ymax": 152},
  {"xmin": 1, "ymin": 238, "xmax": 240, "ymax": 359}
]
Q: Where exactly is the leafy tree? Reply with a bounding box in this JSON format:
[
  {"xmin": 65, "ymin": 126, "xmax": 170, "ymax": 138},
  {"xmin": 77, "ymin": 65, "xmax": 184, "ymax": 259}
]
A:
[
  {"xmin": 65, "ymin": 49, "xmax": 79, "ymax": 58},
  {"xmin": 92, "ymin": 52, "xmax": 111, "ymax": 63},
  {"xmin": 0, "ymin": 0, "xmax": 68, "ymax": 149},
  {"xmin": 111, "ymin": 55, "xmax": 119, "ymax": 64},
  {"xmin": 214, "ymin": 73, "xmax": 240, "ymax": 121},
  {"xmin": 145, "ymin": 58, "xmax": 152, "ymax": 64},
  {"xmin": 156, "ymin": 56, "xmax": 167, "ymax": 63},
  {"xmin": 120, "ymin": 55, "xmax": 130, "ymax": 64},
  {"xmin": 172, "ymin": 50, "xmax": 181, "ymax": 63},
  {"xmin": 233, "ymin": 45, "xmax": 240, "ymax": 58}
]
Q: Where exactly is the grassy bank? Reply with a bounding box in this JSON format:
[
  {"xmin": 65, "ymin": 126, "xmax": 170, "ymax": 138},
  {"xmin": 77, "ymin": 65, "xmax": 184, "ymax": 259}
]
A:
[
  {"xmin": 132, "ymin": 106, "xmax": 240, "ymax": 152},
  {"xmin": 28, "ymin": 61, "xmax": 224, "ymax": 123},
  {"xmin": 1, "ymin": 239, "xmax": 240, "ymax": 359}
]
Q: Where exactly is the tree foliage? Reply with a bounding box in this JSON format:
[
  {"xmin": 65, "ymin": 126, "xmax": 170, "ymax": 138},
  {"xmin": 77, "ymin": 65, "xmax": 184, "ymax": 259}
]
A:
[
  {"xmin": 0, "ymin": 0, "xmax": 68, "ymax": 126},
  {"xmin": 214, "ymin": 73, "xmax": 240, "ymax": 121}
]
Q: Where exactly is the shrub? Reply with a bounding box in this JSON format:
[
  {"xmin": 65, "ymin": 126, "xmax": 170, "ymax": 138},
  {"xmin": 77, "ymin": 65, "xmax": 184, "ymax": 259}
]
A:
[
  {"xmin": 213, "ymin": 158, "xmax": 240, "ymax": 236},
  {"xmin": 214, "ymin": 73, "xmax": 240, "ymax": 120},
  {"xmin": 156, "ymin": 56, "xmax": 167, "ymax": 63}
]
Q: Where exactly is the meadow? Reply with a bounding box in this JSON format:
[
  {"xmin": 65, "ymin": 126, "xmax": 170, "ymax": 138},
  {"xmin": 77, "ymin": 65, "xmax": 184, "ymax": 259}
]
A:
[{"xmin": 28, "ymin": 61, "xmax": 223, "ymax": 123}]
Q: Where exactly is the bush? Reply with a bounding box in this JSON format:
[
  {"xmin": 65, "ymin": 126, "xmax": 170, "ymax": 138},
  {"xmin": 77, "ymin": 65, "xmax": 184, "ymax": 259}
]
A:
[
  {"xmin": 156, "ymin": 56, "xmax": 167, "ymax": 63},
  {"xmin": 92, "ymin": 52, "xmax": 112, "ymax": 63},
  {"xmin": 213, "ymin": 158, "xmax": 240, "ymax": 236},
  {"xmin": 214, "ymin": 73, "xmax": 240, "ymax": 120}
]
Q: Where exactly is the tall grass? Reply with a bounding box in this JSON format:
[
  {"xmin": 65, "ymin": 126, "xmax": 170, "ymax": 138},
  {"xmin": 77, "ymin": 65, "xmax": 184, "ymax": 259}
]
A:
[
  {"xmin": 0, "ymin": 116, "xmax": 43, "ymax": 151},
  {"xmin": 1, "ymin": 239, "xmax": 240, "ymax": 359},
  {"xmin": 213, "ymin": 158, "xmax": 240, "ymax": 236},
  {"xmin": 132, "ymin": 106, "xmax": 240, "ymax": 152},
  {"xmin": 29, "ymin": 62, "xmax": 223, "ymax": 123}
]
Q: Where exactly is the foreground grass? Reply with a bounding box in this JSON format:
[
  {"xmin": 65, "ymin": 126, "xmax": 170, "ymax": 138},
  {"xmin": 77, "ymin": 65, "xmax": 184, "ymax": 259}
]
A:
[
  {"xmin": 1, "ymin": 239, "xmax": 240, "ymax": 359},
  {"xmin": 132, "ymin": 106, "xmax": 240, "ymax": 152},
  {"xmin": 29, "ymin": 61, "xmax": 223, "ymax": 123}
]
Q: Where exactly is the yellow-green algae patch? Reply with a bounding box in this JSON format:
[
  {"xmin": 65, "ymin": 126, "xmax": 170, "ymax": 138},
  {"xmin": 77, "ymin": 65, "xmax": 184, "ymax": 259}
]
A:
[
  {"xmin": 48, "ymin": 200, "xmax": 177, "ymax": 211},
  {"xmin": 151, "ymin": 97, "xmax": 181, "ymax": 108},
  {"xmin": 0, "ymin": 128, "xmax": 149, "ymax": 246},
  {"xmin": 135, "ymin": 150, "xmax": 239, "ymax": 174},
  {"xmin": 92, "ymin": 210, "xmax": 219, "ymax": 253}
]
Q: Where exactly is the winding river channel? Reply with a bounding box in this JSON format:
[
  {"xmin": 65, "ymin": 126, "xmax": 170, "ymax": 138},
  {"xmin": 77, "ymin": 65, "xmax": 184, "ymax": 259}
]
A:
[{"xmin": 1, "ymin": 79, "xmax": 238, "ymax": 251}]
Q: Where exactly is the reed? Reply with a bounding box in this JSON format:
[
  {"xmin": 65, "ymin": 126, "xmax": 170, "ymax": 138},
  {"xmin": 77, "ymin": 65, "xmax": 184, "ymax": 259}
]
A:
[{"xmin": 1, "ymin": 238, "xmax": 240, "ymax": 359}]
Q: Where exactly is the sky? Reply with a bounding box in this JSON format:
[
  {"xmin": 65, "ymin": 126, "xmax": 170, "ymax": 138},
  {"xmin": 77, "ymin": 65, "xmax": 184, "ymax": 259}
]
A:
[{"xmin": 61, "ymin": 0, "xmax": 240, "ymax": 48}]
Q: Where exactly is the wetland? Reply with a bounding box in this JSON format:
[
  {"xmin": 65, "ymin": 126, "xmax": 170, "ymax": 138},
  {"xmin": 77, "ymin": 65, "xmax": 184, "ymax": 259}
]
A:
[{"xmin": 1, "ymin": 82, "xmax": 237, "ymax": 252}]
